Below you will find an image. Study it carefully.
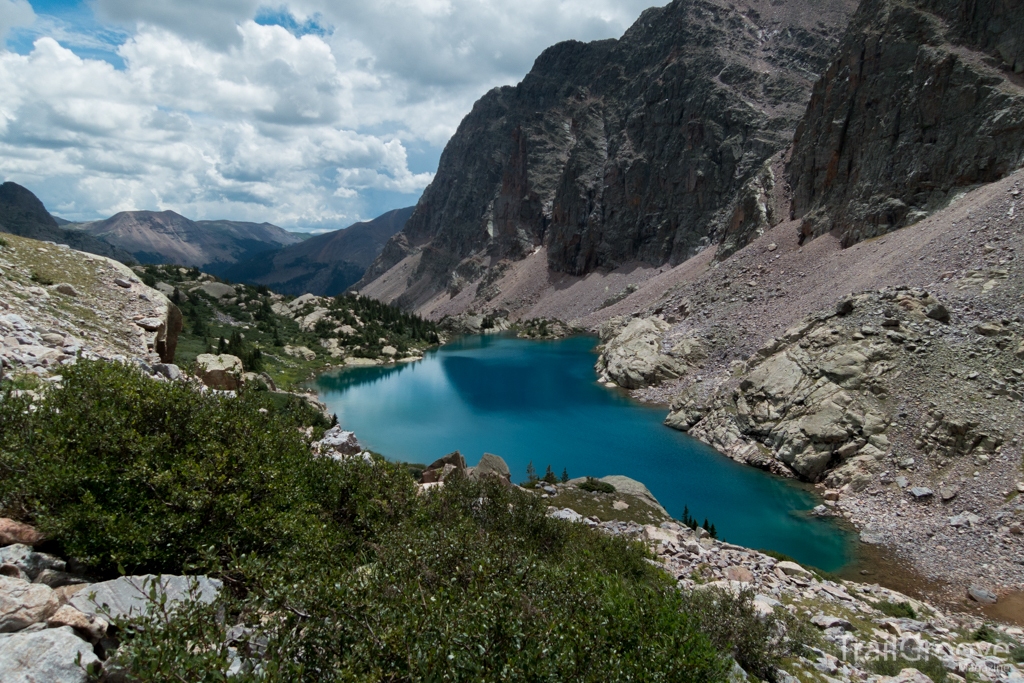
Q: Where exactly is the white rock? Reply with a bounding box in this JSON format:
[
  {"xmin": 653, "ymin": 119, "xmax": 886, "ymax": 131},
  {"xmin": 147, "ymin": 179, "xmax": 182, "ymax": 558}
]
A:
[
  {"xmin": 0, "ymin": 577, "xmax": 59, "ymax": 633},
  {"xmin": 0, "ymin": 626, "xmax": 99, "ymax": 683},
  {"xmin": 69, "ymin": 574, "xmax": 221, "ymax": 621}
]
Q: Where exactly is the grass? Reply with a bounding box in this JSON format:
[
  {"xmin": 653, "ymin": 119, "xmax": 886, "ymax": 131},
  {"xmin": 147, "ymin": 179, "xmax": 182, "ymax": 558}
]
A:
[
  {"xmin": 553, "ymin": 486, "xmax": 671, "ymax": 525},
  {"xmin": 868, "ymin": 655, "xmax": 947, "ymax": 683},
  {"xmin": 876, "ymin": 600, "xmax": 917, "ymax": 619}
]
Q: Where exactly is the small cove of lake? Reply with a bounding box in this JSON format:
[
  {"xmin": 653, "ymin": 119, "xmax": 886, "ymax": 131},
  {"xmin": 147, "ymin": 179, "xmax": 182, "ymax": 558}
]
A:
[{"xmin": 314, "ymin": 334, "xmax": 856, "ymax": 571}]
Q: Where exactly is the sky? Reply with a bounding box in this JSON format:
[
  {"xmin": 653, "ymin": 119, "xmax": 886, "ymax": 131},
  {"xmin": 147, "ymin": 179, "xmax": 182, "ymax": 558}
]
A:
[{"xmin": 0, "ymin": 0, "xmax": 657, "ymax": 232}]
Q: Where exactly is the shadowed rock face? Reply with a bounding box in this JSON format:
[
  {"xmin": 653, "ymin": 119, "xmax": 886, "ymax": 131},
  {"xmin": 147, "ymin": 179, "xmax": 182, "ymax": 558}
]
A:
[
  {"xmin": 359, "ymin": 0, "xmax": 856, "ymax": 310},
  {"xmin": 789, "ymin": 0, "xmax": 1024, "ymax": 246}
]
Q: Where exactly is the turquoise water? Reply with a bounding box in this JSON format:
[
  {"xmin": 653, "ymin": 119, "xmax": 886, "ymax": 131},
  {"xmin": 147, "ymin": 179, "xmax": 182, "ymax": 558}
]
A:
[{"xmin": 314, "ymin": 334, "xmax": 855, "ymax": 570}]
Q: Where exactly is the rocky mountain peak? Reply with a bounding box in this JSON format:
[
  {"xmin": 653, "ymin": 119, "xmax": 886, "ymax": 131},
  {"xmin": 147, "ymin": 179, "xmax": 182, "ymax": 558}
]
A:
[{"xmin": 359, "ymin": 0, "xmax": 857, "ymax": 311}]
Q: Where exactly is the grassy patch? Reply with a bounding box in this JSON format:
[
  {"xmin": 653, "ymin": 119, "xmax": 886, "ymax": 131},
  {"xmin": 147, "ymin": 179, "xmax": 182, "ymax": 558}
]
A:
[
  {"xmin": 868, "ymin": 655, "xmax": 947, "ymax": 683},
  {"xmin": 552, "ymin": 486, "xmax": 670, "ymax": 525},
  {"xmin": 876, "ymin": 600, "xmax": 917, "ymax": 619}
]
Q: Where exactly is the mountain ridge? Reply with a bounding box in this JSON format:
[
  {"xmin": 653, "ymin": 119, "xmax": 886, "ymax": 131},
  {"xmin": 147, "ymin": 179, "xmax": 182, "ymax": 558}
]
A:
[{"xmin": 222, "ymin": 207, "xmax": 413, "ymax": 296}]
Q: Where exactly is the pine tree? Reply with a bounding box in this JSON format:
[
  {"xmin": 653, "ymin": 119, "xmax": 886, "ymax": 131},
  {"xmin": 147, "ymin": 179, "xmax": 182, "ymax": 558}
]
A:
[
  {"xmin": 543, "ymin": 465, "xmax": 557, "ymax": 484},
  {"xmin": 702, "ymin": 519, "xmax": 710, "ymax": 532},
  {"xmin": 561, "ymin": 468, "xmax": 569, "ymax": 483},
  {"xmin": 709, "ymin": 523, "xmax": 718, "ymax": 539},
  {"xmin": 526, "ymin": 461, "xmax": 537, "ymax": 483}
]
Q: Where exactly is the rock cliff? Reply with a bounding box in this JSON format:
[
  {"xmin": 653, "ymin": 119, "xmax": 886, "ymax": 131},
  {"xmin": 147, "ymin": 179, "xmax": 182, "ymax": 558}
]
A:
[
  {"xmin": 359, "ymin": 0, "xmax": 856, "ymax": 310},
  {"xmin": 789, "ymin": 0, "xmax": 1024, "ymax": 245}
]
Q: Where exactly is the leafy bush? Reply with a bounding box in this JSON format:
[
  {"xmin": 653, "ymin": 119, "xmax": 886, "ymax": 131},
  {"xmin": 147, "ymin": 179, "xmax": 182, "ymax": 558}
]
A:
[
  {"xmin": 0, "ymin": 360, "xmax": 413, "ymax": 576},
  {"xmin": 680, "ymin": 587, "xmax": 818, "ymax": 681},
  {"xmin": 973, "ymin": 623, "xmax": 999, "ymax": 643},
  {"xmin": 876, "ymin": 600, "xmax": 916, "ymax": 619},
  {"xmin": 112, "ymin": 475, "xmax": 731, "ymax": 682},
  {"xmin": 579, "ymin": 477, "xmax": 616, "ymax": 494},
  {"xmin": 869, "ymin": 655, "xmax": 947, "ymax": 683}
]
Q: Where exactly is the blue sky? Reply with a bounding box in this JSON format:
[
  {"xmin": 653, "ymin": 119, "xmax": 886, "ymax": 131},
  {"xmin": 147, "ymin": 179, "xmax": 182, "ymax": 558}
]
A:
[{"xmin": 0, "ymin": 0, "xmax": 655, "ymax": 231}]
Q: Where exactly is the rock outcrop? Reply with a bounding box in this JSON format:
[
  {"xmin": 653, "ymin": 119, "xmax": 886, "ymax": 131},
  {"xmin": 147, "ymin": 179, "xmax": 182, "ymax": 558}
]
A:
[
  {"xmin": 596, "ymin": 317, "xmax": 686, "ymax": 389},
  {"xmin": 359, "ymin": 0, "xmax": 857, "ymax": 310},
  {"xmin": 789, "ymin": 0, "xmax": 1024, "ymax": 245},
  {"xmin": 195, "ymin": 353, "xmax": 244, "ymax": 391}
]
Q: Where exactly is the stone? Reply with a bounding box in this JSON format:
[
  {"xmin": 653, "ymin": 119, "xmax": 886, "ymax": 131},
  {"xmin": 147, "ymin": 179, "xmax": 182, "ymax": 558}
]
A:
[
  {"xmin": 925, "ymin": 303, "xmax": 950, "ymax": 323},
  {"xmin": 46, "ymin": 605, "xmax": 107, "ymax": 642},
  {"xmin": 33, "ymin": 570, "xmax": 88, "ymax": 589},
  {"xmin": 283, "ymin": 345, "xmax": 316, "ymax": 361},
  {"xmin": 381, "ymin": 345, "xmax": 397, "ymax": 357},
  {"xmin": 597, "ymin": 476, "xmax": 668, "ymax": 515},
  {"xmin": 196, "ymin": 282, "xmax": 236, "ymax": 299},
  {"xmin": 69, "ymin": 574, "xmax": 222, "ymax": 621},
  {"xmin": 195, "ymin": 353, "xmax": 243, "ymax": 391},
  {"xmin": 152, "ymin": 363, "xmax": 181, "ymax": 381},
  {"xmin": 113, "ymin": 277, "xmax": 132, "ymax": 288},
  {"xmin": 597, "ymin": 317, "xmax": 686, "ymax": 389},
  {"xmin": 0, "ymin": 545, "xmax": 64, "ymax": 581},
  {"xmin": 133, "ymin": 317, "xmax": 164, "ymax": 332},
  {"xmin": 767, "ymin": 243, "xmax": 777, "ymax": 252},
  {"xmin": 909, "ymin": 487, "xmax": 933, "ymax": 499},
  {"xmin": 967, "ymin": 585, "xmax": 997, "ymax": 604},
  {"xmin": 0, "ymin": 576, "xmax": 59, "ymax": 632},
  {"xmin": 316, "ymin": 426, "xmax": 361, "ymax": 457},
  {"xmin": 421, "ymin": 451, "xmax": 467, "ymax": 483},
  {"xmin": 0, "ymin": 519, "xmax": 43, "ymax": 547},
  {"xmin": 974, "ymin": 322, "xmax": 1008, "ymax": 337},
  {"xmin": 725, "ymin": 566, "xmax": 754, "ymax": 583},
  {"xmin": 53, "ymin": 284, "xmax": 79, "ymax": 297},
  {"xmin": 810, "ymin": 614, "xmax": 854, "ymax": 631},
  {"xmin": 469, "ymin": 453, "xmax": 511, "ymax": 484},
  {"xmin": 548, "ymin": 509, "xmax": 583, "ymax": 523},
  {"xmin": 775, "ymin": 561, "xmax": 812, "ymax": 578},
  {"xmin": 939, "ymin": 486, "xmax": 959, "ymax": 502},
  {"xmin": 949, "ymin": 512, "xmax": 982, "ymax": 528},
  {"xmin": 0, "ymin": 626, "xmax": 100, "ymax": 683},
  {"xmin": 895, "ymin": 476, "xmax": 909, "ymax": 489},
  {"xmin": 612, "ymin": 500, "xmax": 629, "ymax": 510},
  {"xmin": 1016, "ymin": 340, "xmax": 1024, "ymax": 359}
]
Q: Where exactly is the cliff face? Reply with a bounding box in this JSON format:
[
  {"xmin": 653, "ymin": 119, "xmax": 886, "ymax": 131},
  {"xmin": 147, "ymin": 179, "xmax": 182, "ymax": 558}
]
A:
[
  {"xmin": 789, "ymin": 0, "xmax": 1024, "ymax": 245},
  {"xmin": 359, "ymin": 0, "xmax": 856, "ymax": 310}
]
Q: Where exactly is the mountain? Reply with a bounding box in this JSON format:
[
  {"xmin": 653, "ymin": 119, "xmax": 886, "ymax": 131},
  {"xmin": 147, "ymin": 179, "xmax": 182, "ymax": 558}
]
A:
[
  {"xmin": 789, "ymin": 0, "xmax": 1024, "ymax": 245},
  {"xmin": 76, "ymin": 211, "xmax": 304, "ymax": 274},
  {"xmin": 222, "ymin": 207, "xmax": 413, "ymax": 296},
  {"xmin": 357, "ymin": 0, "xmax": 858, "ymax": 311},
  {"xmin": 0, "ymin": 182, "xmax": 135, "ymax": 262}
]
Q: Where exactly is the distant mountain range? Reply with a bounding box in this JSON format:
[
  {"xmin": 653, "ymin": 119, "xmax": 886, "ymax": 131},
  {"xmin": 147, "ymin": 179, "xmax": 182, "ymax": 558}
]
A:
[
  {"xmin": 73, "ymin": 211, "xmax": 305, "ymax": 276},
  {"xmin": 0, "ymin": 182, "xmax": 135, "ymax": 262},
  {"xmin": 0, "ymin": 181, "xmax": 414, "ymax": 297},
  {"xmin": 221, "ymin": 207, "xmax": 413, "ymax": 296}
]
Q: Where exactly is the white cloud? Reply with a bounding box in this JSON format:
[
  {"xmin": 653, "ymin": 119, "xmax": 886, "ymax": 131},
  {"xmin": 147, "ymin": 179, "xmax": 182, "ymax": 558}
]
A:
[
  {"xmin": 0, "ymin": 0, "xmax": 34, "ymax": 43},
  {"xmin": 0, "ymin": 0, "xmax": 659, "ymax": 228}
]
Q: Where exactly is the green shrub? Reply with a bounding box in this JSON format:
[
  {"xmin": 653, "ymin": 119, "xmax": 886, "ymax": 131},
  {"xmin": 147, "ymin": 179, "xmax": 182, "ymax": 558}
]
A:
[
  {"xmin": 973, "ymin": 623, "xmax": 998, "ymax": 643},
  {"xmin": 30, "ymin": 270, "xmax": 54, "ymax": 286},
  {"xmin": 579, "ymin": 477, "xmax": 616, "ymax": 494},
  {"xmin": 0, "ymin": 360, "xmax": 412, "ymax": 576},
  {"xmin": 1011, "ymin": 645, "xmax": 1024, "ymax": 663},
  {"xmin": 111, "ymin": 476, "xmax": 731, "ymax": 682},
  {"xmin": 680, "ymin": 586, "xmax": 818, "ymax": 681},
  {"xmin": 869, "ymin": 655, "xmax": 947, "ymax": 683},
  {"xmin": 876, "ymin": 600, "xmax": 916, "ymax": 619}
]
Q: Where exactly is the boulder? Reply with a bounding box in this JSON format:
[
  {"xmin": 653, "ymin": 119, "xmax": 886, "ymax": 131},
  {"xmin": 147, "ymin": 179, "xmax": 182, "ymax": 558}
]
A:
[
  {"xmin": 548, "ymin": 509, "xmax": 584, "ymax": 523},
  {"xmin": 967, "ymin": 585, "xmax": 997, "ymax": 604},
  {"xmin": 53, "ymin": 284, "xmax": 80, "ymax": 297},
  {"xmin": 196, "ymin": 282, "xmax": 236, "ymax": 299},
  {"xmin": 725, "ymin": 566, "xmax": 754, "ymax": 583},
  {"xmin": 152, "ymin": 363, "xmax": 181, "ymax": 381},
  {"xmin": 974, "ymin": 322, "xmax": 1008, "ymax": 337},
  {"xmin": 775, "ymin": 561, "xmax": 812, "ymax": 578},
  {"xmin": 0, "ymin": 576, "xmax": 59, "ymax": 632},
  {"xmin": 925, "ymin": 303, "xmax": 950, "ymax": 323},
  {"xmin": 283, "ymin": 345, "xmax": 316, "ymax": 361},
  {"xmin": 315, "ymin": 426, "xmax": 362, "ymax": 457},
  {"xmin": 597, "ymin": 476, "xmax": 668, "ymax": 515},
  {"xmin": 0, "ymin": 626, "xmax": 99, "ymax": 683},
  {"xmin": 469, "ymin": 453, "xmax": 511, "ymax": 484},
  {"xmin": 0, "ymin": 519, "xmax": 43, "ymax": 547},
  {"xmin": 811, "ymin": 614, "xmax": 854, "ymax": 631},
  {"xmin": 421, "ymin": 451, "xmax": 467, "ymax": 483},
  {"xmin": 0, "ymin": 545, "xmax": 64, "ymax": 581},
  {"xmin": 46, "ymin": 605, "xmax": 107, "ymax": 642},
  {"xmin": 909, "ymin": 487, "xmax": 933, "ymax": 500},
  {"xmin": 69, "ymin": 574, "xmax": 222, "ymax": 621},
  {"xmin": 597, "ymin": 317, "xmax": 686, "ymax": 389},
  {"xmin": 196, "ymin": 354, "xmax": 243, "ymax": 391},
  {"xmin": 1017, "ymin": 340, "xmax": 1024, "ymax": 360}
]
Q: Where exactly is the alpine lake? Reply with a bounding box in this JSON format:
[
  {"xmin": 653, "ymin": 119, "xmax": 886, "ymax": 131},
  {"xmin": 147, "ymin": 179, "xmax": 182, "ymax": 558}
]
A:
[{"xmin": 314, "ymin": 333, "xmax": 857, "ymax": 572}]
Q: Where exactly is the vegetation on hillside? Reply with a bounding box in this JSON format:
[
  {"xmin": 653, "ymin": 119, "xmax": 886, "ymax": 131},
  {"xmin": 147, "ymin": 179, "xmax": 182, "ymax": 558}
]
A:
[
  {"xmin": 0, "ymin": 361, "xmax": 812, "ymax": 681},
  {"xmin": 136, "ymin": 263, "xmax": 439, "ymax": 388}
]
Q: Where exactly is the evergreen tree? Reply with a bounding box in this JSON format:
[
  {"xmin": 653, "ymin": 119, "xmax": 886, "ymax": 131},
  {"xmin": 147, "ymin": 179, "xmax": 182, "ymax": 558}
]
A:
[
  {"xmin": 543, "ymin": 465, "xmax": 557, "ymax": 484},
  {"xmin": 709, "ymin": 523, "xmax": 718, "ymax": 539},
  {"xmin": 561, "ymin": 468, "xmax": 569, "ymax": 483},
  {"xmin": 525, "ymin": 461, "xmax": 537, "ymax": 483}
]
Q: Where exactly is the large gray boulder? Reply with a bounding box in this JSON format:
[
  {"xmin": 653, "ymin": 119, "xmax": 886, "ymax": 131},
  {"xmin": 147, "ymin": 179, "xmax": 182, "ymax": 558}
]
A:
[
  {"xmin": 196, "ymin": 354, "xmax": 243, "ymax": 391},
  {"xmin": 597, "ymin": 318, "xmax": 686, "ymax": 389},
  {"xmin": 469, "ymin": 453, "xmax": 511, "ymax": 484},
  {"xmin": 0, "ymin": 626, "xmax": 99, "ymax": 683},
  {"xmin": 0, "ymin": 545, "xmax": 65, "ymax": 581},
  {"xmin": 0, "ymin": 576, "xmax": 59, "ymax": 632},
  {"xmin": 69, "ymin": 574, "xmax": 222, "ymax": 621},
  {"xmin": 597, "ymin": 476, "xmax": 668, "ymax": 516}
]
